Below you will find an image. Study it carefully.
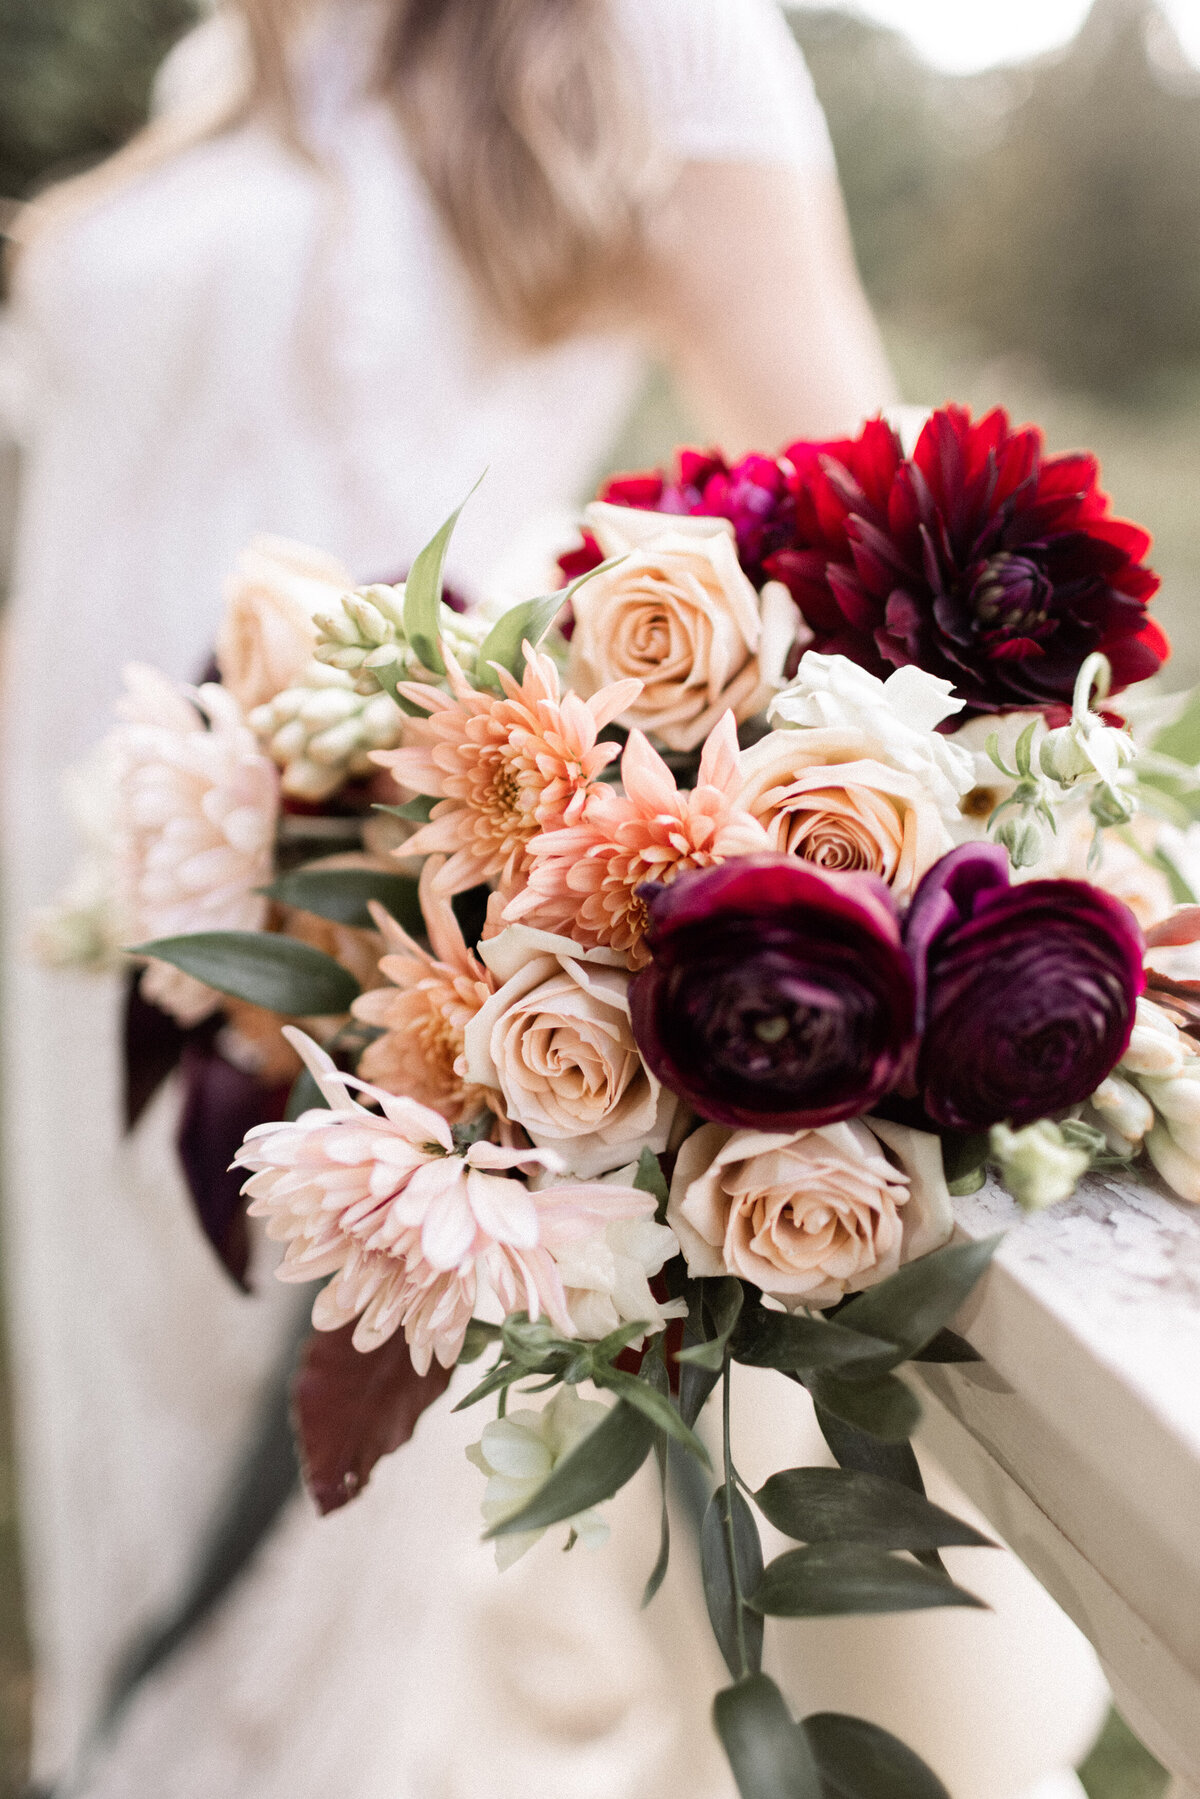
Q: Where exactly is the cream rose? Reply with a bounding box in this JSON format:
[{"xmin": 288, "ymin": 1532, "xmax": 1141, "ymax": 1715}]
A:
[
  {"xmin": 567, "ymin": 503, "xmax": 799, "ymax": 753},
  {"xmin": 464, "ymin": 925, "xmax": 680, "ymax": 1178},
  {"xmin": 667, "ymin": 1116, "xmax": 952, "ymax": 1309},
  {"xmin": 216, "ymin": 535, "xmax": 355, "ymax": 712},
  {"xmin": 737, "ymin": 727, "xmax": 953, "ymax": 903}
]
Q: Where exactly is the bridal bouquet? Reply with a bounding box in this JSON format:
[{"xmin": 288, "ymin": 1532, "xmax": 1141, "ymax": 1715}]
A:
[{"xmin": 46, "ymin": 405, "xmax": 1200, "ymax": 1796}]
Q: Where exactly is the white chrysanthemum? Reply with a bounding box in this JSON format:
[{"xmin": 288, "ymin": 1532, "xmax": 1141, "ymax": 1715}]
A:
[
  {"xmin": 466, "ymin": 1386, "xmax": 612, "ymax": 1569},
  {"xmin": 114, "ymin": 665, "xmax": 279, "ymax": 1024},
  {"xmin": 769, "ymin": 652, "xmax": 974, "ymax": 823},
  {"xmin": 250, "ymin": 661, "xmax": 405, "ymax": 802},
  {"xmin": 236, "ymin": 1030, "xmax": 659, "ymax": 1372}
]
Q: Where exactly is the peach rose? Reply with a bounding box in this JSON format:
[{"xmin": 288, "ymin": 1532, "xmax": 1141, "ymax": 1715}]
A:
[
  {"xmin": 463, "ymin": 924, "xmax": 681, "ymax": 1178},
  {"xmin": 667, "ymin": 1116, "xmax": 952, "ymax": 1309},
  {"xmin": 217, "ymin": 535, "xmax": 354, "ymax": 712},
  {"xmin": 567, "ymin": 503, "xmax": 799, "ymax": 753},
  {"xmin": 737, "ymin": 727, "xmax": 954, "ymax": 904}
]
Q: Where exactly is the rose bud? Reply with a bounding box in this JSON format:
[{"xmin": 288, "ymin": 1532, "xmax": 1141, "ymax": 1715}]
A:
[
  {"xmin": 629, "ymin": 854, "xmax": 916, "ymax": 1130},
  {"xmin": 906, "ymin": 842, "xmax": 1145, "ymax": 1131}
]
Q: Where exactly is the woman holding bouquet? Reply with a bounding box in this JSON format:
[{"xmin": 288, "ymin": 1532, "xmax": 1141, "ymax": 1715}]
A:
[{"xmin": 3, "ymin": 0, "xmax": 1104, "ymax": 1793}]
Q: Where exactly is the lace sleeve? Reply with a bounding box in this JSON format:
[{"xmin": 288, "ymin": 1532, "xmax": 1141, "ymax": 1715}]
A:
[{"xmin": 617, "ymin": 0, "xmax": 837, "ymax": 173}]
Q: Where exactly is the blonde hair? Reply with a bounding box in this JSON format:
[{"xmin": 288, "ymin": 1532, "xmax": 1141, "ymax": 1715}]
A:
[{"xmin": 16, "ymin": 0, "xmax": 654, "ymax": 344}]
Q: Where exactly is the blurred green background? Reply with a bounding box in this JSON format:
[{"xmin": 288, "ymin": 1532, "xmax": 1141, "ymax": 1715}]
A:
[{"xmin": 0, "ymin": 0, "xmax": 1194, "ymax": 1792}]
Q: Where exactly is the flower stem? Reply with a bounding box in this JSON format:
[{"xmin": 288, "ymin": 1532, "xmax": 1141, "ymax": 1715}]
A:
[{"xmin": 721, "ymin": 1359, "xmax": 750, "ymax": 1680}]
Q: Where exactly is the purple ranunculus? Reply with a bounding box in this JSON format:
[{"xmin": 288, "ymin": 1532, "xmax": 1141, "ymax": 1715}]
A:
[
  {"xmin": 629, "ymin": 855, "xmax": 916, "ymax": 1130},
  {"xmin": 905, "ymin": 843, "xmax": 1145, "ymax": 1131}
]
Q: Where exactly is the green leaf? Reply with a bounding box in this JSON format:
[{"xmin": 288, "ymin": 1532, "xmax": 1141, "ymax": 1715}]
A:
[
  {"xmin": 641, "ymin": 1350, "xmax": 671, "ymax": 1609},
  {"xmin": 374, "ymin": 795, "xmax": 436, "ymax": 824},
  {"xmin": 486, "ymin": 1400, "xmax": 655, "ymax": 1538},
  {"xmin": 807, "ymin": 1371, "xmax": 920, "ymax": 1442},
  {"xmin": 753, "ymin": 1468, "xmax": 994, "ymax": 1551},
  {"xmin": 702, "ymin": 1486, "xmax": 765, "ymax": 1680},
  {"xmin": 595, "ymin": 1367, "xmax": 710, "ymax": 1465},
  {"xmin": 909, "ymin": 1328, "xmax": 982, "ymax": 1365},
  {"xmin": 457, "ymin": 1320, "xmax": 502, "ymax": 1366},
  {"xmin": 733, "ymin": 1306, "xmax": 898, "ymax": 1375},
  {"xmin": 678, "ymin": 1284, "xmax": 723, "ymax": 1429},
  {"xmin": 1152, "ymin": 688, "xmax": 1200, "ymax": 767},
  {"xmin": 832, "ymin": 1237, "xmax": 1002, "ymax": 1375},
  {"xmin": 404, "ymin": 477, "xmax": 484, "ymax": 676},
  {"xmin": 814, "ymin": 1408, "xmax": 926, "ymax": 1495},
  {"xmin": 803, "ymin": 1713, "xmax": 952, "ymax": 1799},
  {"xmin": 750, "ymin": 1544, "xmax": 986, "ymax": 1618},
  {"xmin": 676, "ymin": 1278, "xmax": 744, "ymax": 1373},
  {"xmin": 285, "ymin": 1066, "xmax": 329, "ymax": 1122},
  {"xmin": 713, "ymin": 1676, "xmax": 823, "ymax": 1799},
  {"xmin": 132, "ymin": 932, "xmax": 361, "ymax": 1016},
  {"xmin": 633, "ymin": 1146, "xmax": 670, "ymax": 1223},
  {"xmin": 262, "ymin": 869, "xmax": 423, "ymax": 933},
  {"xmin": 473, "ymin": 555, "xmax": 624, "ymax": 694}
]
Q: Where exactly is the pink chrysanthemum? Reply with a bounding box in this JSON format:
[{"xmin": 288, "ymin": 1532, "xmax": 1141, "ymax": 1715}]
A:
[
  {"xmin": 504, "ymin": 713, "xmax": 769, "ymax": 969},
  {"xmin": 237, "ymin": 1030, "xmax": 654, "ymax": 1371},
  {"xmin": 351, "ymin": 858, "xmax": 498, "ymax": 1124},
  {"xmin": 374, "ymin": 648, "xmax": 641, "ymax": 895}
]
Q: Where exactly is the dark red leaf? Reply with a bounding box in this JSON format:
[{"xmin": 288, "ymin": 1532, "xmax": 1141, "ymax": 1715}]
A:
[
  {"xmin": 292, "ymin": 1323, "xmax": 453, "ymax": 1515},
  {"xmin": 123, "ymin": 969, "xmax": 193, "ymax": 1131},
  {"xmin": 175, "ymin": 1045, "xmax": 291, "ymax": 1289}
]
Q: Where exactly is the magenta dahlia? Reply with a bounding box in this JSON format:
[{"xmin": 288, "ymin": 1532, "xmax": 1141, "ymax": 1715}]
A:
[
  {"xmin": 768, "ymin": 406, "xmax": 1168, "ymax": 718},
  {"xmin": 557, "ymin": 447, "xmax": 795, "ymax": 590}
]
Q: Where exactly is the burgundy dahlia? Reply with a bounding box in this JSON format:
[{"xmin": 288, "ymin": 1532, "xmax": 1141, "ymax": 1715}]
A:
[
  {"xmin": 557, "ymin": 448, "xmax": 795, "ymax": 590},
  {"xmin": 905, "ymin": 844, "xmax": 1145, "ymax": 1132},
  {"xmin": 629, "ymin": 855, "xmax": 916, "ymax": 1131},
  {"xmin": 767, "ymin": 406, "xmax": 1168, "ymax": 718}
]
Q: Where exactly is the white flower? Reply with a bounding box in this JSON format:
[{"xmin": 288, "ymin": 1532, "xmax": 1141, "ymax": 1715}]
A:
[
  {"xmin": 466, "ymin": 1386, "xmax": 612, "ymax": 1569},
  {"xmin": 250, "ymin": 661, "xmax": 405, "ymax": 802},
  {"xmin": 113, "ymin": 666, "xmax": 279, "ymax": 1024},
  {"xmin": 464, "ymin": 925, "xmax": 681, "ymax": 1178},
  {"xmin": 769, "ymin": 652, "xmax": 974, "ymax": 824},
  {"xmin": 216, "ymin": 535, "xmax": 356, "ymax": 712},
  {"xmin": 538, "ymin": 1164, "xmax": 685, "ymax": 1341},
  {"xmin": 989, "ymin": 1120, "xmax": 1089, "ymax": 1212},
  {"xmin": 32, "ymin": 742, "xmax": 123, "ymax": 970},
  {"xmin": 1085, "ymin": 996, "xmax": 1200, "ymax": 1203}
]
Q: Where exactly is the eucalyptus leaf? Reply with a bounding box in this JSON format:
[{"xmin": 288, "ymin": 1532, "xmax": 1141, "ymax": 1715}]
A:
[
  {"xmin": 814, "ymin": 1408, "xmax": 927, "ymax": 1496},
  {"xmin": 832, "ymin": 1237, "xmax": 1001, "ymax": 1375},
  {"xmin": 641, "ymin": 1350, "xmax": 671, "ymax": 1609},
  {"xmin": 595, "ymin": 1367, "xmax": 710, "ymax": 1465},
  {"xmin": 285, "ymin": 1067, "xmax": 328, "ymax": 1122},
  {"xmin": 374, "ymin": 795, "xmax": 436, "ymax": 823},
  {"xmin": 713, "ymin": 1676, "xmax": 823, "ymax": 1799},
  {"xmin": 677, "ymin": 1278, "xmax": 744, "ymax": 1373},
  {"xmin": 733, "ymin": 1305, "xmax": 897, "ymax": 1374},
  {"xmin": 750, "ymin": 1544, "xmax": 986, "ymax": 1618},
  {"xmin": 633, "ymin": 1146, "xmax": 670, "ymax": 1223},
  {"xmin": 132, "ymin": 932, "xmax": 361, "ymax": 1016},
  {"xmin": 457, "ymin": 1320, "xmax": 502, "ymax": 1366},
  {"xmin": 678, "ymin": 1284, "xmax": 722, "ymax": 1429},
  {"xmin": 803, "ymin": 1712, "xmax": 952, "ymax": 1799},
  {"xmin": 404, "ymin": 477, "xmax": 484, "ymax": 676},
  {"xmin": 753, "ymin": 1468, "xmax": 994, "ymax": 1551},
  {"xmin": 701, "ymin": 1486, "xmax": 765, "ymax": 1680},
  {"xmin": 473, "ymin": 555, "xmax": 624, "ymax": 693},
  {"xmin": 486, "ymin": 1400, "xmax": 654, "ymax": 1537},
  {"xmin": 262, "ymin": 869, "xmax": 423, "ymax": 933},
  {"xmin": 807, "ymin": 1371, "xmax": 920, "ymax": 1442}
]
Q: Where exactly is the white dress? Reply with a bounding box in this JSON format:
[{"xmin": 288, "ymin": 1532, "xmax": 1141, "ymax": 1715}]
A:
[{"xmin": 1, "ymin": 4, "xmax": 838, "ymax": 1793}]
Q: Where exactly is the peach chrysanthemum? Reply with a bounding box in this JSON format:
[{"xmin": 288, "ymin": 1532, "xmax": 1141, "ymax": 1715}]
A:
[
  {"xmin": 373, "ymin": 648, "xmax": 641, "ymax": 895},
  {"xmin": 237, "ymin": 1030, "xmax": 656, "ymax": 1371},
  {"xmin": 351, "ymin": 858, "xmax": 498, "ymax": 1123},
  {"xmin": 504, "ymin": 712, "xmax": 769, "ymax": 969}
]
